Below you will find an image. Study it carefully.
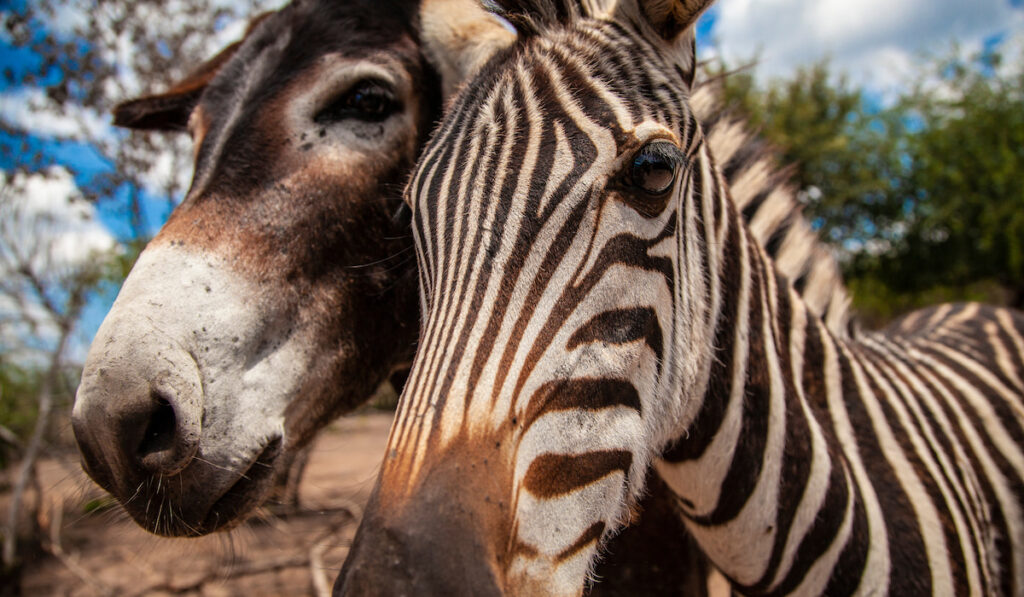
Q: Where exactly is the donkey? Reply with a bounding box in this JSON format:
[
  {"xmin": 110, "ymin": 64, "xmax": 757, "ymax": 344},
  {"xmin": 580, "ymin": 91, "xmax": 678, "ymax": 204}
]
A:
[{"xmin": 72, "ymin": 0, "xmax": 511, "ymax": 537}]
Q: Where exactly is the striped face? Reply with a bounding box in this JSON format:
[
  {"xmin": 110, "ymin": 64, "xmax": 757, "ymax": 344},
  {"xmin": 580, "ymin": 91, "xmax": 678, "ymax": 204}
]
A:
[{"xmin": 337, "ymin": 2, "xmax": 718, "ymax": 594}]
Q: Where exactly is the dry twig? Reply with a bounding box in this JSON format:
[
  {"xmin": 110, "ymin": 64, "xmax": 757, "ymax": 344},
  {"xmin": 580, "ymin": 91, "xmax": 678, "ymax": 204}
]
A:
[
  {"xmin": 44, "ymin": 498, "xmax": 115, "ymax": 597},
  {"xmin": 308, "ymin": 506, "xmax": 361, "ymax": 597}
]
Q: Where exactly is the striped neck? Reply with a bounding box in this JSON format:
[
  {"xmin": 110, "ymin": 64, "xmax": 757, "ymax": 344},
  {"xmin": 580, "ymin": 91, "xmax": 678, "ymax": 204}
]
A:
[{"xmin": 652, "ymin": 179, "xmax": 866, "ymax": 592}]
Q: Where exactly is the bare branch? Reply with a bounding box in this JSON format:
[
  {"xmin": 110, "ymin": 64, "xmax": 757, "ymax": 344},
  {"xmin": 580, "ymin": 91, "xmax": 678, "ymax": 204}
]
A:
[
  {"xmin": 2, "ymin": 318, "xmax": 71, "ymax": 567},
  {"xmin": 0, "ymin": 423, "xmax": 23, "ymax": 451},
  {"xmin": 43, "ymin": 499, "xmax": 116, "ymax": 597}
]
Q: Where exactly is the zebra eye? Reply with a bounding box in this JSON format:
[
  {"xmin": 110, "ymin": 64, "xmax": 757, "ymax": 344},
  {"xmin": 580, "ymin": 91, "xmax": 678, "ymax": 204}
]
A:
[
  {"xmin": 314, "ymin": 79, "xmax": 398, "ymax": 124},
  {"xmin": 627, "ymin": 141, "xmax": 682, "ymax": 196}
]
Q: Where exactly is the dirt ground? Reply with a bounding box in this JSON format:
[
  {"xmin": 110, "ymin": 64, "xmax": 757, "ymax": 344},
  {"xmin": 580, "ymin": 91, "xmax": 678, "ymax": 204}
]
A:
[
  {"xmin": 11, "ymin": 411, "xmax": 730, "ymax": 597},
  {"xmin": 14, "ymin": 412, "xmax": 394, "ymax": 597}
]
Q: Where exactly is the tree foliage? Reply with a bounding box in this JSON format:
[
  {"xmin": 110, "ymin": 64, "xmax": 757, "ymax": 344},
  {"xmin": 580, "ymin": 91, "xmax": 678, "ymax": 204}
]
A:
[
  {"xmin": 873, "ymin": 49, "xmax": 1024, "ymax": 307},
  {"xmin": 714, "ymin": 62, "xmax": 907, "ymax": 252},
  {"xmin": 711, "ymin": 47, "xmax": 1024, "ymax": 322},
  {"xmin": 2, "ymin": 0, "xmax": 280, "ymax": 246}
]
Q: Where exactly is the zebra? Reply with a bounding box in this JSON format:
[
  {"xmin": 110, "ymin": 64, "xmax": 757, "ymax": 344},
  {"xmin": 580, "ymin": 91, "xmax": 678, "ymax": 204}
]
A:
[{"xmin": 335, "ymin": 0, "xmax": 1024, "ymax": 595}]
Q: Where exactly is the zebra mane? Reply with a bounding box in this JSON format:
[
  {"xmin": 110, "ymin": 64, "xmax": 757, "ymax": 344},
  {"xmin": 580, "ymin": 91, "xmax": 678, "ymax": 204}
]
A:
[
  {"xmin": 486, "ymin": 0, "xmax": 621, "ymax": 37},
  {"xmin": 487, "ymin": 0, "xmax": 709, "ymax": 42},
  {"xmin": 692, "ymin": 77, "xmax": 857, "ymax": 338}
]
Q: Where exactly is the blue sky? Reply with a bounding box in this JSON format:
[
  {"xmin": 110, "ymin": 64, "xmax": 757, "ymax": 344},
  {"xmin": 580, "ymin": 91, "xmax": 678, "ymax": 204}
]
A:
[
  {"xmin": 1, "ymin": 0, "xmax": 1022, "ymax": 362},
  {"xmin": 703, "ymin": 0, "xmax": 1023, "ymax": 98}
]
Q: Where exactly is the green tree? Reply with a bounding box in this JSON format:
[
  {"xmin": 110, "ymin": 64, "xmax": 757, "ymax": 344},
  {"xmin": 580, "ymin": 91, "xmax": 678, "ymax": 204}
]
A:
[
  {"xmin": 710, "ymin": 51, "xmax": 1024, "ymax": 321},
  {"xmin": 869, "ymin": 48, "xmax": 1024, "ymax": 308},
  {"xmin": 712, "ymin": 61, "xmax": 906, "ymax": 253}
]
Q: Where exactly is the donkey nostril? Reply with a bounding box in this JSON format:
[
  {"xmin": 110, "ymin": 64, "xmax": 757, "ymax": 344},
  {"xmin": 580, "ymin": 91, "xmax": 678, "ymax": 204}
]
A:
[{"xmin": 137, "ymin": 393, "xmax": 179, "ymax": 469}]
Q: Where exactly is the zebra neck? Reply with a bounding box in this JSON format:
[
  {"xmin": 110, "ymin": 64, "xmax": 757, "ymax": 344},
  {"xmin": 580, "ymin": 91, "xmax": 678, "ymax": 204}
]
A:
[{"xmin": 654, "ymin": 212, "xmax": 860, "ymax": 592}]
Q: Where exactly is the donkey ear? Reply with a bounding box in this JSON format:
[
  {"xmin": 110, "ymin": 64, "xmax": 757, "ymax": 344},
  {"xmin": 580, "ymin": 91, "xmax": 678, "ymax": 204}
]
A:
[
  {"xmin": 418, "ymin": 0, "xmax": 517, "ymax": 98},
  {"xmin": 112, "ymin": 12, "xmax": 273, "ymax": 131},
  {"xmin": 112, "ymin": 41, "xmax": 239, "ymax": 131}
]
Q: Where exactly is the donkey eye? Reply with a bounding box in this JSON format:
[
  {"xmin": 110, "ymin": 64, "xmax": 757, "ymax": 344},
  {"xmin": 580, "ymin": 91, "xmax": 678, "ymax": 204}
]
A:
[
  {"xmin": 315, "ymin": 80, "xmax": 398, "ymax": 124},
  {"xmin": 627, "ymin": 141, "xmax": 682, "ymax": 196}
]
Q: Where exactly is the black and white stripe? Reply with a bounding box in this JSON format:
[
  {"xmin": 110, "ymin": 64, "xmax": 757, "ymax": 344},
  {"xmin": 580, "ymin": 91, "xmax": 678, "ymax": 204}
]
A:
[{"xmin": 341, "ymin": 1, "xmax": 1024, "ymax": 594}]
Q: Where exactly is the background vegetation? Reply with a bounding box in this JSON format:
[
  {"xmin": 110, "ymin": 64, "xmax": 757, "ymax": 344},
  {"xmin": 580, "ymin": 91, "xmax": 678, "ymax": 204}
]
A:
[
  {"xmin": 712, "ymin": 46, "xmax": 1024, "ymax": 326},
  {"xmin": 0, "ymin": 0, "xmax": 1021, "ymax": 590}
]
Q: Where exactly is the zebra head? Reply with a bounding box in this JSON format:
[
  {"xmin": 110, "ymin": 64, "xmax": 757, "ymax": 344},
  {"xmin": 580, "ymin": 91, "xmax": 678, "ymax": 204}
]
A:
[{"xmin": 337, "ymin": 0, "xmax": 719, "ymax": 594}]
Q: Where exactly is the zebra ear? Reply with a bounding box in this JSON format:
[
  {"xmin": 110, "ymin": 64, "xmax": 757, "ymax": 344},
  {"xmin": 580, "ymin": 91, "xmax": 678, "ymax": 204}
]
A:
[
  {"xmin": 112, "ymin": 12, "xmax": 273, "ymax": 131},
  {"xmin": 629, "ymin": 0, "xmax": 713, "ymax": 85},
  {"xmin": 419, "ymin": 0, "xmax": 517, "ymax": 98},
  {"xmin": 634, "ymin": 0, "xmax": 713, "ymax": 39}
]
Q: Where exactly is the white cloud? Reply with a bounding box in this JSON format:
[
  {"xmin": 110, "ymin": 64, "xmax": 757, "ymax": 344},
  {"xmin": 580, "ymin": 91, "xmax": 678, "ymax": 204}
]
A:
[
  {"xmin": 707, "ymin": 0, "xmax": 1024, "ymax": 97},
  {"xmin": 40, "ymin": 1, "xmax": 91, "ymax": 40},
  {"xmin": 135, "ymin": 134, "xmax": 195, "ymax": 199},
  {"xmin": 0, "ymin": 87, "xmax": 112, "ymax": 143},
  {"xmin": 995, "ymin": 29, "xmax": 1024, "ymax": 79},
  {"xmin": 0, "ymin": 166, "xmax": 119, "ymax": 276},
  {"xmin": 0, "ymin": 166, "xmax": 121, "ymax": 363}
]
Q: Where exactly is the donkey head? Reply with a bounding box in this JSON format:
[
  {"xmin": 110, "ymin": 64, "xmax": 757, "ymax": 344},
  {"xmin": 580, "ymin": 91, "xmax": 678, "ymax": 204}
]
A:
[
  {"xmin": 336, "ymin": 0, "xmax": 716, "ymax": 594},
  {"xmin": 72, "ymin": 0, "xmax": 513, "ymax": 536}
]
